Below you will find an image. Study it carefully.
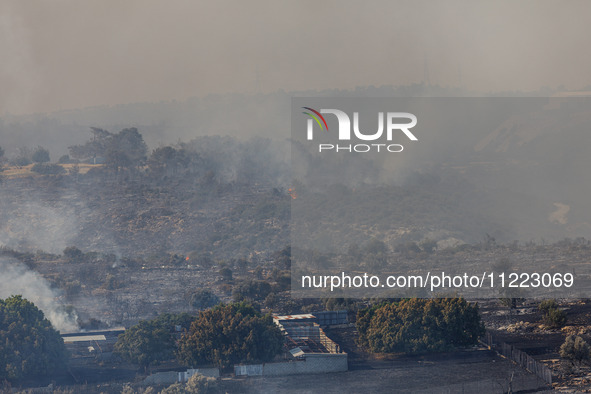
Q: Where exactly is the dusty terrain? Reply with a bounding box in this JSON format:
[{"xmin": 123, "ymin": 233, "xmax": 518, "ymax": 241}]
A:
[{"xmin": 238, "ymin": 350, "xmax": 547, "ymax": 394}]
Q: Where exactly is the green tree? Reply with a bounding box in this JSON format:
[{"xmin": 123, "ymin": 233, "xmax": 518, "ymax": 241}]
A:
[
  {"xmin": 232, "ymin": 280, "xmax": 272, "ymax": 302},
  {"xmin": 114, "ymin": 312, "xmax": 194, "ymax": 371},
  {"xmin": 106, "ymin": 128, "xmax": 148, "ymax": 171},
  {"xmin": 177, "ymin": 302, "xmax": 283, "ymax": 370},
  {"xmin": 32, "ymin": 146, "xmax": 50, "ymax": 163},
  {"xmin": 357, "ymin": 298, "xmax": 484, "ymax": 354},
  {"xmin": 356, "ymin": 301, "xmax": 389, "ymax": 349},
  {"xmin": 68, "ymin": 127, "xmax": 147, "ymax": 171},
  {"xmin": 0, "ymin": 295, "xmax": 68, "ymax": 382},
  {"xmin": 114, "ymin": 319, "xmax": 175, "ymax": 371},
  {"xmin": 152, "ymin": 312, "xmax": 195, "ymax": 332},
  {"xmin": 68, "ymin": 127, "xmax": 112, "ymax": 162},
  {"xmin": 148, "ymin": 146, "xmax": 190, "ymax": 177}
]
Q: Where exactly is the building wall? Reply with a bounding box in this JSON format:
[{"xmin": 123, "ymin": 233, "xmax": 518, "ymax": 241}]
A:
[
  {"xmin": 234, "ymin": 364, "xmax": 263, "ymax": 376},
  {"xmin": 313, "ymin": 311, "xmax": 349, "ymax": 326},
  {"xmin": 180, "ymin": 367, "xmax": 220, "ymax": 381}
]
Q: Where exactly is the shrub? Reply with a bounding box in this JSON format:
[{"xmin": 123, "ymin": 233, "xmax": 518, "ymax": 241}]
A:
[
  {"xmin": 160, "ymin": 382, "xmax": 185, "ymax": 394},
  {"xmin": 539, "ymin": 300, "xmax": 567, "ymax": 328},
  {"xmin": 544, "ymin": 307, "xmax": 567, "ymax": 328},
  {"xmin": 560, "ymin": 335, "xmax": 590, "ymax": 366},
  {"xmin": 185, "ymin": 373, "xmax": 219, "ymax": 393},
  {"xmin": 539, "ymin": 299, "xmax": 559, "ymax": 314}
]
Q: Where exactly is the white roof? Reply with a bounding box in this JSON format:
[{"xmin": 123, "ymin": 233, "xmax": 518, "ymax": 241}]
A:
[
  {"xmin": 289, "ymin": 347, "xmax": 306, "ymax": 357},
  {"xmin": 63, "ymin": 335, "xmax": 106, "ymax": 343},
  {"xmin": 273, "ymin": 314, "xmax": 316, "ymax": 321}
]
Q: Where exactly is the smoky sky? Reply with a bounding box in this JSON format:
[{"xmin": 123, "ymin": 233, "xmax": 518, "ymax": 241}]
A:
[{"xmin": 1, "ymin": 0, "xmax": 591, "ymax": 116}]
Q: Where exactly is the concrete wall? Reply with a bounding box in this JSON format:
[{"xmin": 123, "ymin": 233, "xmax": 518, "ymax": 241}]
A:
[
  {"xmin": 235, "ymin": 364, "xmax": 263, "ymax": 376},
  {"xmin": 236, "ymin": 353, "xmax": 348, "ymax": 377},
  {"xmin": 143, "ymin": 368, "xmax": 220, "ymax": 385},
  {"xmin": 180, "ymin": 368, "xmax": 220, "ymax": 381}
]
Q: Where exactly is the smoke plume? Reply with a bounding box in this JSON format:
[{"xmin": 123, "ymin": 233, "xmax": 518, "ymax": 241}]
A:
[{"xmin": 0, "ymin": 257, "xmax": 78, "ymax": 332}]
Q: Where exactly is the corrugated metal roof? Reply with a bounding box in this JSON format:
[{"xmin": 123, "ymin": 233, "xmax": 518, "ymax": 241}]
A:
[
  {"xmin": 63, "ymin": 335, "xmax": 106, "ymax": 343},
  {"xmin": 61, "ymin": 327, "xmax": 125, "ymax": 336},
  {"xmin": 289, "ymin": 347, "xmax": 306, "ymax": 357},
  {"xmin": 273, "ymin": 314, "xmax": 316, "ymax": 321}
]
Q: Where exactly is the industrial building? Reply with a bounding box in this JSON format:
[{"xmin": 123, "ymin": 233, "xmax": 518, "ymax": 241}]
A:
[
  {"xmin": 62, "ymin": 328, "xmax": 124, "ymax": 360},
  {"xmin": 235, "ymin": 312, "xmax": 348, "ymax": 376}
]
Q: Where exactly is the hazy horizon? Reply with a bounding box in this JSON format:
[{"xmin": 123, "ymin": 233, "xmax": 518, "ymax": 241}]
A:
[{"xmin": 2, "ymin": 0, "xmax": 591, "ymax": 116}]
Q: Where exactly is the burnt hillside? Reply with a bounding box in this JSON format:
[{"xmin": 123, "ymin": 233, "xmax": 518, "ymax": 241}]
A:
[{"xmin": 0, "ymin": 169, "xmax": 290, "ymax": 260}]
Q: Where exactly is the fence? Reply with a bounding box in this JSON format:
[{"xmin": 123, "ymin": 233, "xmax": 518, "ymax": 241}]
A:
[{"xmin": 482, "ymin": 331, "xmax": 552, "ymax": 385}]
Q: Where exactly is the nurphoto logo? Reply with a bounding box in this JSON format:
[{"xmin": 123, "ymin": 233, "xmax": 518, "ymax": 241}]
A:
[{"xmin": 302, "ymin": 107, "xmax": 418, "ymax": 153}]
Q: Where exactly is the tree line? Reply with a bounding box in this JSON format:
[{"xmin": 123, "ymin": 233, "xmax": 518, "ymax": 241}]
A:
[
  {"xmin": 114, "ymin": 302, "xmax": 284, "ymax": 372},
  {"xmin": 356, "ymin": 298, "xmax": 485, "ymax": 354},
  {"xmin": 1, "ymin": 127, "xmax": 287, "ymax": 187}
]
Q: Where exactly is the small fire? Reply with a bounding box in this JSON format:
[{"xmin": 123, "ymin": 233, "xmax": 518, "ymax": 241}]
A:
[
  {"xmin": 288, "ymin": 188, "xmax": 297, "ymax": 199},
  {"xmin": 185, "ymin": 256, "xmax": 190, "ymax": 261}
]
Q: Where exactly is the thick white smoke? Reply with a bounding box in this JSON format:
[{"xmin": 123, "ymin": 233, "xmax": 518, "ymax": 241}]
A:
[{"xmin": 0, "ymin": 257, "xmax": 78, "ymax": 332}]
